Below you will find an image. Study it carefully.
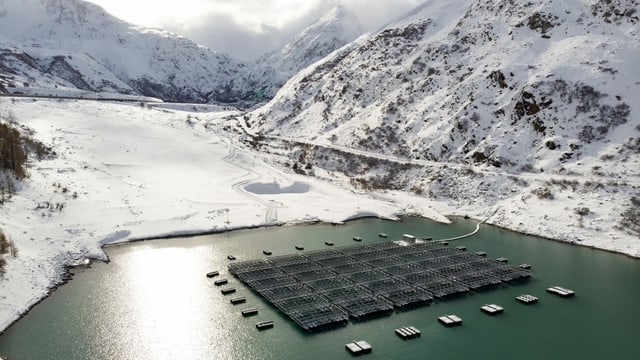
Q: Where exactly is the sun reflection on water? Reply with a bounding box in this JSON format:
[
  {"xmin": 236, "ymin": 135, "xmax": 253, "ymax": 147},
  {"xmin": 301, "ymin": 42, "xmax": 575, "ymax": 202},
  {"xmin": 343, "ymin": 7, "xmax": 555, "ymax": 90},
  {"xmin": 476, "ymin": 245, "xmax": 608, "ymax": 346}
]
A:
[{"xmin": 113, "ymin": 246, "xmax": 238, "ymax": 360}]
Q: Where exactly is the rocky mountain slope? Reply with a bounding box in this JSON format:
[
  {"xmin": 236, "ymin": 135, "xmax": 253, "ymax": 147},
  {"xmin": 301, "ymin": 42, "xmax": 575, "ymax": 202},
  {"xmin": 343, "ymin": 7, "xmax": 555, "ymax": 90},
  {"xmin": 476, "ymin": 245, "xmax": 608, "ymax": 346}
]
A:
[
  {"xmin": 0, "ymin": 0, "xmax": 363, "ymax": 105},
  {"xmin": 249, "ymin": 0, "xmax": 638, "ymax": 171},
  {"xmin": 238, "ymin": 0, "xmax": 640, "ymax": 242}
]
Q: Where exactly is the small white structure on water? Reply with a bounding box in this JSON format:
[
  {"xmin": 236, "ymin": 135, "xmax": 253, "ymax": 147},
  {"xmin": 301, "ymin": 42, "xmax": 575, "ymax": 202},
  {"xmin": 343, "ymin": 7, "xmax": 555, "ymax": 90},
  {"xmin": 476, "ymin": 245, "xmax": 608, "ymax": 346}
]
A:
[
  {"xmin": 438, "ymin": 314, "xmax": 463, "ymax": 327},
  {"xmin": 516, "ymin": 294, "xmax": 538, "ymax": 304},
  {"xmin": 395, "ymin": 326, "xmax": 421, "ymax": 339},
  {"xmin": 345, "ymin": 340, "xmax": 372, "ymax": 355},
  {"xmin": 480, "ymin": 304, "xmax": 504, "ymax": 315},
  {"xmin": 547, "ymin": 286, "xmax": 575, "ymax": 298}
]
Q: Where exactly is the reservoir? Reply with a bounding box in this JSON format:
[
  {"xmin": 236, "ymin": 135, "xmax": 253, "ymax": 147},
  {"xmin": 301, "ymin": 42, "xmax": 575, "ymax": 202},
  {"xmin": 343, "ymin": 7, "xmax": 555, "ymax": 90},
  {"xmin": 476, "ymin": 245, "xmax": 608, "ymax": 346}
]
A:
[{"xmin": 0, "ymin": 217, "xmax": 638, "ymax": 359}]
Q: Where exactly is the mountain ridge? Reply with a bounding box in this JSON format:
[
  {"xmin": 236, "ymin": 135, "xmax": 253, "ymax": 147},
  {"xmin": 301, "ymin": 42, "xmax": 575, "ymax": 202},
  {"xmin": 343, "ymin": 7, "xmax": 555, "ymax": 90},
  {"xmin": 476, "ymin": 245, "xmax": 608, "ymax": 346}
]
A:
[
  {"xmin": 0, "ymin": 0, "xmax": 364, "ymax": 105},
  {"xmin": 231, "ymin": 0, "xmax": 640, "ymax": 243},
  {"xmin": 247, "ymin": 0, "xmax": 639, "ymax": 174}
]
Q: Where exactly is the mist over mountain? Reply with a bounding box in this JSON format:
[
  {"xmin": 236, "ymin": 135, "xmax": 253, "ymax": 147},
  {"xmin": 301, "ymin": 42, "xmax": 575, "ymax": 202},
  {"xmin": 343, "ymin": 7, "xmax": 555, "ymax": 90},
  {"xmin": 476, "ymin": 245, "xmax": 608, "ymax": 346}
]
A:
[
  {"xmin": 248, "ymin": 5, "xmax": 363, "ymax": 102},
  {"xmin": 0, "ymin": 0, "xmax": 364, "ymax": 105}
]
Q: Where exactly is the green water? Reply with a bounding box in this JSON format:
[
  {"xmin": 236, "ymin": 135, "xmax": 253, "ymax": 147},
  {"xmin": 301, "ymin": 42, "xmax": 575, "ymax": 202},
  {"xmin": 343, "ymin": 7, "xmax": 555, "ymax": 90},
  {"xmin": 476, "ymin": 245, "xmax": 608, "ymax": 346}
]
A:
[{"xmin": 0, "ymin": 217, "xmax": 639, "ymax": 360}]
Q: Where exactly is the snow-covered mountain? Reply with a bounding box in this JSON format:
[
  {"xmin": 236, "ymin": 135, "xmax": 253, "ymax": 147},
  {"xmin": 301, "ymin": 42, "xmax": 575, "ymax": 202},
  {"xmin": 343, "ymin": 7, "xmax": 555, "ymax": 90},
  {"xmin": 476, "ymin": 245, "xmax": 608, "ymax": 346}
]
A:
[
  {"xmin": 0, "ymin": 0, "xmax": 256, "ymax": 103},
  {"xmin": 0, "ymin": 0, "xmax": 365, "ymax": 105},
  {"xmin": 248, "ymin": 5, "xmax": 363, "ymax": 102},
  {"xmin": 249, "ymin": 0, "xmax": 639, "ymax": 173},
  {"xmin": 240, "ymin": 0, "xmax": 640, "ymax": 240}
]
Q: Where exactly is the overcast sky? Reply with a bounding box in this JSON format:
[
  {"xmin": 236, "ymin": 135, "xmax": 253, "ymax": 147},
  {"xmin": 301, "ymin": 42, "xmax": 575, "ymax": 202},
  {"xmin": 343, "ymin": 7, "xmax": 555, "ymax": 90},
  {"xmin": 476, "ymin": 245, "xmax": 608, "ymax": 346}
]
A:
[{"xmin": 84, "ymin": 0, "xmax": 423, "ymax": 60}]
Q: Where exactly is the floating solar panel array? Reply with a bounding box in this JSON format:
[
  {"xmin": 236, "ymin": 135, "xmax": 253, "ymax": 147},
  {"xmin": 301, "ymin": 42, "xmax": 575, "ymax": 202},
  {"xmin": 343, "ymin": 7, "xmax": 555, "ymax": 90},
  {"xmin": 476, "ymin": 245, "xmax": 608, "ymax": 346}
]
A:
[{"xmin": 228, "ymin": 240, "xmax": 530, "ymax": 332}]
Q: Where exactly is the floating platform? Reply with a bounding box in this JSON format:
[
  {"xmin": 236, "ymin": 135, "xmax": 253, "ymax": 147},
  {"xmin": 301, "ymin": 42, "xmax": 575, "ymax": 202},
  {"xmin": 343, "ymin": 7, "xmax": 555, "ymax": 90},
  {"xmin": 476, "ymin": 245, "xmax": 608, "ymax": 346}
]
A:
[
  {"xmin": 353, "ymin": 237, "xmax": 363, "ymax": 241},
  {"xmin": 516, "ymin": 294, "xmax": 538, "ymax": 304},
  {"xmin": 229, "ymin": 238, "xmax": 531, "ymax": 332},
  {"xmin": 221, "ymin": 288, "xmax": 236, "ymax": 295},
  {"xmin": 234, "ymin": 267, "xmax": 284, "ymax": 282},
  {"xmin": 378, "ymin": 233, "xmax": 388, "ymax": 238},
  {"xmin": 241, "ymin": 308, "xmax": 259, "ymax": 317},
  {"xmin": 345, "ymin": 340, "xmax": 372, "ymax": 356},
  {"xmin": 230, "ymin": 296, "xmax": 246, "ymax": 305},
  {"xmin": 480, "ymin": 304, "xmax": 504, "ymax": 315},
  {"xmin": 206, "ymin": 271, "xmax": 219, "ymax": 278},
  {"xmin": 325, "ymin": 241, "xmax": 334, "ymax": 246},
  {"xmin": 395, "ymin": 326, "xmax": 421, "ymax": 339},
  {"xmin": 496, "ymin": 257, "xmax": 509, "ymax": 263},
  {"xmin": 256, "ymin": 320, "xmax": 274, "ymax": 330},
  {"xmin": 227, "ymin": 259, "xmax": 271, "ymax": 274},
  {"xmin": 402, "ymin": 234, "xmax": 417, "ymax": 244},
  {"xmin": 475, "ymin": 251, "xmax": 487, "ymax": 257},
  {"xmin": 455, "ymin": 246, "xmax": 467, "ymax": 251},
  {"xmin": 227, "ymin": 255, "xmax": 236, "ymax": 261},
  {"xmin": 295, "ymin": 245, "xmax": 304, "ymax": 250},
  {"xmin": 547, "ymin": 286, "xmax": 575, "ymax": 298},
  {"xmin": 438, "ymin": 315, "xmax": 463, "ymax": 327},
  {"xmin": 519, "ymin": 264, "xmax": 532, "ymax": 270},
  {"xmin": 263, "ymin": 250, "xmax": 272, "ymax": 256},
  {"xmin": 214, "ymin": 279, "xmax": 228, "ymax": 286},
  {"xmin": 285, "ymin": 303, "xmax": 349, "ymax": 332}
]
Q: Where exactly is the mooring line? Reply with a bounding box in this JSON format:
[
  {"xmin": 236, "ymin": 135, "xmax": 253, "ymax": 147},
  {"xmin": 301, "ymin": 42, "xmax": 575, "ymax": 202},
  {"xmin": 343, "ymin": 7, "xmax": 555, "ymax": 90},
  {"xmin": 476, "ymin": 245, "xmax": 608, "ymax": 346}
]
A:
[{"xmin": 436, "ymin": 207, "xmax": 499, "ymax": 242}]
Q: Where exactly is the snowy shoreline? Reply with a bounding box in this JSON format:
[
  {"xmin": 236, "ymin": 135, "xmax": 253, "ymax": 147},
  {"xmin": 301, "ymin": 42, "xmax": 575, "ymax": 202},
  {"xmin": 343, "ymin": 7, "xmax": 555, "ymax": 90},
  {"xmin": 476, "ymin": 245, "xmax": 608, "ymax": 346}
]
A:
[
  {"xmin": 0, "ymin": 98, "xmax": 638, "ymax": 336},
  {"xmin": 1, "ymin": 210, "xmax": 637, "ymax": 336}
]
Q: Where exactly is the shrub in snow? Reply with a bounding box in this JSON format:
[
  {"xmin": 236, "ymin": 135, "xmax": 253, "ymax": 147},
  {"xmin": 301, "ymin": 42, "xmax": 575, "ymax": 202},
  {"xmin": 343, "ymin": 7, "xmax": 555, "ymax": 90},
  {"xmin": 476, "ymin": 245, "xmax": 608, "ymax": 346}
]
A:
[
  {"xmin": 0, "ymin": 229, "xmax": 18, "ymax": 276},
  {"xmin": 532, "ymin": 187, "xmax": 554, "ymax": 200},
  {"xmin": 575, "ymin": 207, "xmax": 591, "ymax": 216},
  {"xmin": 619, "ymin": 196, "xmax": 640, "ymax": 237},
  {"xmin": 0, "ymin": 119, "xmax": 53, "ymax": 200}
]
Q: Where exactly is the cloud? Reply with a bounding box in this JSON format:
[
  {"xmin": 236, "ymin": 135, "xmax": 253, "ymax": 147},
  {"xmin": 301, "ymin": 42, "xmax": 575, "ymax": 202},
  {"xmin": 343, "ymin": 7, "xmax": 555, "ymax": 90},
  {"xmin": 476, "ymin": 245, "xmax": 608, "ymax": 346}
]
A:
[
  {"xmin": 163, "ymin": 14, "xmax": 287, "ymax": 60},
  {"xmin": 340, "ymin": 0, "xmax": 424, "ymax": 30},
  {"xmin": 86, "ymin": 0, "xmax": 424, "ymax": 60}
]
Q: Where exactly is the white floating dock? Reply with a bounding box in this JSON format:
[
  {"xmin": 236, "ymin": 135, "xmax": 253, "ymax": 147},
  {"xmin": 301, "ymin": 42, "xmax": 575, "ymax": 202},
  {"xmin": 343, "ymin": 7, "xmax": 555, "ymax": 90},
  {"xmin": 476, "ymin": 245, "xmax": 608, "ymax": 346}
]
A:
[
  {"xmin": 547, "ymin": 286, "xmax": 575, "ymax": 298},
  {"xmin": 456, "ymin": 246, "xmax": 467, "ymax": 251},
  {"xmin": 516, "ymin": 294, "xmax": 538, "ymax": 304},
  {"xmin": 518, "ymin": 264, "xmax": 532, "ymax": 270},
  {"xmin": 346, "ymin": 342, "xmax": 361, "ymax": 355},
  {"xmin": 378, "ymin": 233, "xmax": 388, "ymax": 238},
  {"xmin": 475, "ymin": 251, "xmax": 487, "ymax": 257},
  {"xmin": 402, "ymin": 234, "xmax": 416, "ymax": 244},
  {"xmin": 395, "ymin": 326, "xmax": 421, "ymax": 339},
  {"xmin": 438, "ymin": 314, "xmax": 463, "ymax": 327},
  {"xmin": 345, "ymin": 340, "xmax": 373, "ymax": 355},
  {"xmin": 496, "ymin": 257, "xmax": 508, "ymax": 263},
  {"xmin": 480, "ymin": 304, "xmax": 504, "ymax": 315}
]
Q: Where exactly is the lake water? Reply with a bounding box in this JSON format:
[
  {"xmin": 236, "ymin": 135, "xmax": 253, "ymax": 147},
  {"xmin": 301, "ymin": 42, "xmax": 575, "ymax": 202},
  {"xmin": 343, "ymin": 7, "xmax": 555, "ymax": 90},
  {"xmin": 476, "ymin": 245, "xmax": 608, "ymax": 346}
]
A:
[{"xmin": 0, "ymin": 217, "xmax": 639, "ymax": 359}]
